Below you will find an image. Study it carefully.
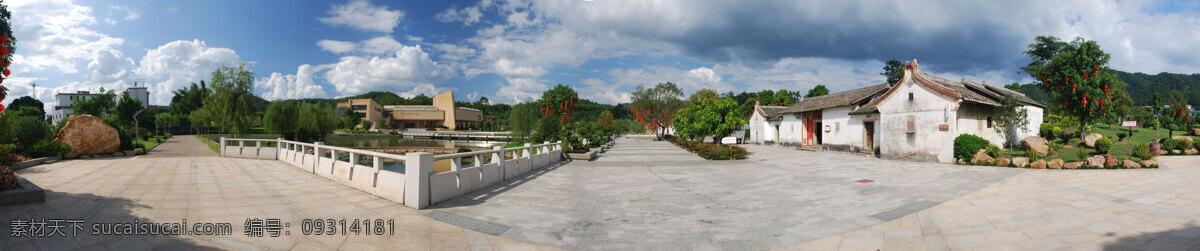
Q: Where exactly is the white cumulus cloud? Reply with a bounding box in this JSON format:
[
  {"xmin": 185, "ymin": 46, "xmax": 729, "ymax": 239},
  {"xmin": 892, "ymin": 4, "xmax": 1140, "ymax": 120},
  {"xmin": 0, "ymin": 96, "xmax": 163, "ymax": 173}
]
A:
[
  {"xmin": 258, "ymin": 64, "xmax": 329, "ymax": 100},
  {"xmin": 322, "ymin": 44, "xmax": 454, "ymax": 97},
  {"xmin": 134, "ymin": 39, "xmax": 243, "ymax": 105},
  {"xmin": 319, "ymin": 0, "xmax": 404, "ymax": 33},
  {"xmin": 317, "ymin": 40, "xmax": 356, "ymax": 54}
]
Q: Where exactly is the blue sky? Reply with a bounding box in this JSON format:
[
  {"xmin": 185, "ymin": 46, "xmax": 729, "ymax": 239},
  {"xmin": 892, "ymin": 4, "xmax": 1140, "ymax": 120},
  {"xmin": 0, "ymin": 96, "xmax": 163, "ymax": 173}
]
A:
[{"xmin": 7, "ymin": 0, "xmax": 1200, "ymax": 110}]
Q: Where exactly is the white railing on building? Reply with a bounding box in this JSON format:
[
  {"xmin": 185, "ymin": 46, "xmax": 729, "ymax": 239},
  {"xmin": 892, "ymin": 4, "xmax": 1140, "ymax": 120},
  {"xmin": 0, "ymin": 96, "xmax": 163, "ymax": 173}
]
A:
[{"xmin": 219, "ymin": 137, "xmax": 562, "ymax": 209}]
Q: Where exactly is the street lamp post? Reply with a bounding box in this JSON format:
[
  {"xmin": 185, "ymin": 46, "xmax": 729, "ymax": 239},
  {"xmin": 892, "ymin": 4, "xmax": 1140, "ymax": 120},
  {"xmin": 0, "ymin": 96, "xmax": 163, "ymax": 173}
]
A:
[{"xmin": 134, "ymin": 109, "xmax": 144, "ymax": 146}]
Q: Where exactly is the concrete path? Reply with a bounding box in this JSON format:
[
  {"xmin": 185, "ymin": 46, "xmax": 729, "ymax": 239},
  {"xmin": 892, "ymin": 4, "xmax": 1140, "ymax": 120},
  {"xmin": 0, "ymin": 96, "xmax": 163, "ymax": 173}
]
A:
[
  {"xmin": 1, "ymin": 156, "xmax": 554, "ymax": 250},
  {"xmin": 781, "ymin": 156, "xmax": 1200, "ymax": 250},
  {"xmin": 141, "ymin": 135, "xmax": 217, "ymax": 158},
  {"xmin": 430, "ymin": 138, "xmax": 1022, "ymax": 250}
]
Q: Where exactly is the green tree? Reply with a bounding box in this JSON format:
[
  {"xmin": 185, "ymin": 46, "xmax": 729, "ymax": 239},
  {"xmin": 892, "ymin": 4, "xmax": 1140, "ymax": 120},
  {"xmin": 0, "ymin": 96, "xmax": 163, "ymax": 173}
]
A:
[
  {"xmin": 71, "ymin": 88, "xmax": 117, "ymax": 116},
  {"xmin": 631, "ymin": 82, "xmax": 684, "ymax": 139},
  {"xmin": 8, "ymin": 96, "xmax": 44, "ymax": 118},
  {"xmin": 341, "ymin": 108, "xmax": 363, "ymax": 129},
  {"xmin": 673, "ymin": 89, "xmax": 747, "ymax": 143},
  {"xmin": 203, "ymin": 64, "xmax": 256, "ymax": 136},
  {"xmin": 993, "ymin": 95, "xmax": 1030, "ymax": 149},
  {"xmin": 507, "ymin": 102, "xmax": 539, "ymax": 140},
  {"xmin": 11, "ymin": 116, "xmax": 50, "ymax": 147},
  {"xmin": 296, "ymin": 103, "xmax": 336, "ymax": 142},
  {"xmin": 1151, "ymin": 92, "xmax": 1163, "ymax": 134},
  {"xmin": 881, "ymin": 59, "xmax": 904, "ymax": 85},
  {"xmin": 1022, "ymin": 36, "xmax": 1121, "ymax": 141},
  {"xmin": 1004, "ymin": 82, "xmax": 1021, "ymax": 91},
  {"xmin": 114, "ymin": 94, "xmax": 143, "ymax": 128},
  {"xmin": 805, "ymin": 85, "xmax": 830, "ymax": 98},
  {"xmin": 263, "ymin": 101, "xmax": 298, "ymax": 139},
  {"xmin": 532, "ymin": 84, "xmax": 579, "ymax": 143},
  {"xmin": 169, "ymin": 81, "xmax": 209, "ymax": 115}
]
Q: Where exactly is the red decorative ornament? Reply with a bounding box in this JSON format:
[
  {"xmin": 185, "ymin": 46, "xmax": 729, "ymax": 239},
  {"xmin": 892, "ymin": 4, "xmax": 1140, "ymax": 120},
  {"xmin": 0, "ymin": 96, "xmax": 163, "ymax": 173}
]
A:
[
  {"xmin": 1043, "ymin": 80, "xmax": 1048, "ymax": 86},
  {"xmin": 0, "ymin": 35, "xmax": 7, "ymax": 44},
  {"xmin": 1092, "ymin": 73, "xmax": 1098, "ymax": 78},
  {"xmin": 1071, "ymin": 84, "xmax": 1077, "ymax": 90},
  {"xmin": 1103, "ymin": 85, "xmax": 1108, "ymax": 90},
  {"xmin": 0, "ymin": 47, "xmax": 7, "ymax": 55},
  {"xmin": 1042, "ymin": 76, "xmax": 1047, "ymax": 80},
  {"xmin": 1082, "ymin": 100, "xmax": 1088, "ymax": 106},
  {"xmin": 1083, "ymin": 74, "xmax": 1088, "ymax": 80},
  {"xmin": 0, "ymin": 104, "xmax": 5, "ymax": 112},
  {"xmin": 1094, "ymin": 67, "xmax": 1100, "ymax": 71},
  {"xmin": 1099, "ymin": 100, "xmax": 1104, "ymax": 106},
  {"xmin": 3, "ymin": 69, "xmax": 9, "ymax": 77},
  {"xmin": 1102, "ymin": 109, "xmax": 1108, "ymax": 114},
  {"xmin": 1082, "ymin": 93, "xmax": 1088, "ymax": 98},
  {"xmin": 1055, "ymin": 86, "xmax": 1061, "ymax": 91},
  {"xmin": 1062, "ymin": 102, "xmax": 1067, "ymax": 107},
  {"xmin": 1065, "ymin": 77, "xmax": 1070, "ymax": 83}
]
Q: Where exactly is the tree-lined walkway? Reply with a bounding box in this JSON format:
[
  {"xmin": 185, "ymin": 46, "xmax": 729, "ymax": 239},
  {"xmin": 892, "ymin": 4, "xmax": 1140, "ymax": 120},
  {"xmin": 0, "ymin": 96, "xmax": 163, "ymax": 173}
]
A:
[{"xmin": 140, "ymin": 136, "xmax": 216, "ymax": 158}]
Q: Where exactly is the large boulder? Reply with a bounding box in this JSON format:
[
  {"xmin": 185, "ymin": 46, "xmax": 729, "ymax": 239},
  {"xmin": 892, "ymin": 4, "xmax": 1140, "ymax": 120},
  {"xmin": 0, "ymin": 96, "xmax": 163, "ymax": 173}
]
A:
[
  {"xmin": 1193, "ymin": 128, "xmax": 1200, "ymax": 136},
  {"xmin": 1084, "ymin": 133, "xmax": 1104, "ymax": 148},
  {"xmin": 1085, "ymin": 155, "xmax": 1106, "ymax": 168},
  {"xmin": 1012, "ymin": 157, "xmax": 1030, "ymax": 168},
  {"xmin": 1103, "ymin": 154, "xmax": 1118, "ymax": 168},
  {"xmin": 1030, "ymin": 160, "xmax": 1047, "ymax": 169},
  {"xmin": 1140, "ymin": 159, "xmax": 1158, "ymax": 168},
  {"xmin": 1123, "ymin": 159, "xmax": 1141, "ymax": 169},
  {"xmin": 995, "ymin": 157, "xmax": 1011, "ymax": 167},
  {"xmin": 1064, "ymin": 161, "xmax": 1083, "ymax": 169},
  {"xmin": 1048, "ymin": 159, "xmax": 1064, "ymax": 169},
  {"xmin": 1021, "ymin": 136, "xmax": 1049, "ymax": 157},
  {"xmin": 53, "ymin": 115, "xmax": 120, "ymax": 156},
  {"xmin": 971, "ymin": 149, "xmax": 994, "ymax": 165},
  {"xmin": 1172, "ymin": 136, "xmax": 1194, "ymax": 147}
]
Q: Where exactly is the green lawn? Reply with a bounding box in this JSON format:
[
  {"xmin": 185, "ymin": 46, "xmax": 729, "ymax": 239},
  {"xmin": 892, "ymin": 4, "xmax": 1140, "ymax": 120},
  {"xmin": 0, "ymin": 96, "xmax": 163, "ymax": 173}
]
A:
[
  {"xmin": 196, "ymin": 135, "xmax": 221, "ymax": 154},
  {"xmin": 1000, "ymin": 123, "xmax": 1198, "ymax": 162}
]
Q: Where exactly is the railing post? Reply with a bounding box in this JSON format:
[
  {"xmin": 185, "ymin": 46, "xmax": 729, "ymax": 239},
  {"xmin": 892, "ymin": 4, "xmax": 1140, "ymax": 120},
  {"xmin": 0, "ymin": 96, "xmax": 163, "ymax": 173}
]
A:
[
  {"xmin": 543, "ymin": 141, "xmax": 550, "ymax": 154},
  {"xmin": 219, "ymin": 137, "xmax": 226, "ymax": 157},
  {"xmin": 276, "ymin": 138, "xmax": 284, "ymax": 160},
  {"xmin": 493, "ymin": 146, "xmax": 504, "ymax": 179},
  {"xmin": 404, "ymin": 152, "xmax": 433, "ymax": 209},
  {"xmin": 522, "ymin": 143, "xmax": 531, "ymax": 158},
  {"xmin": 450, "ymin": 157, "xmax": 461, "ymax": 173},
  {"xmin": 313, "ymin": 142, "xmax": 324, "ymax": 174},
  {"xmin": 239, "ymin": 140, "xmax": 245, "ymax": 155},
  {"xmin": 373, "ymin": 156, "xmax": 382, "ymax": 173},
  {"xmin": 473, "ymin": 154, "xmax": 482, "ymax": 169}
]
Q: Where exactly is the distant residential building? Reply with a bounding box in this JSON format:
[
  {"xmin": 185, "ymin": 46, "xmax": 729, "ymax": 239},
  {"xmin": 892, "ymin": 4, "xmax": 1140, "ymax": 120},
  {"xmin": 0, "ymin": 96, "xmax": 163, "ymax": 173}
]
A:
[
  {"xmin": 53, "ymin": 83, "xmax": 151, "ymax": 124},
  {"xmin": 336, "ymin": 91, "xmax": 483, "ymax": 130}
]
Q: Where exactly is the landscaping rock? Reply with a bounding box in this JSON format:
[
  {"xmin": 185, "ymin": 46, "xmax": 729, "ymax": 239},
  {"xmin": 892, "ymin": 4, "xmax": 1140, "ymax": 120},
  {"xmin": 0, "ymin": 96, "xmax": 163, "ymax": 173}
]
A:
[
  {"xmin": 1103, "ymin": 154, "xmax": 1118, "ymax": 167},
  {"xmin": 1030, "ymin": 160, "xmax": 1047, "ymax": 169},
  {"xmin": 1084, "ymin": 133, "xmax": 1104, "ymax": 148},
  {"xmin": 124, "ymin": 150, "xmax": 136, "ymax": 156},
  {"xmin": 1171, "ymin": 150, "xmax": 1182, "ymax": 155},
  {"xmin": 971, "ymin": 149, "xmax": 994, "ymax": 165},
  {"xmin": 1065, "ymin": 161, "xmax": 1084, "ymax": 169},
  {"xmin": 80, "ymin": 155, "xmax": 91, "ymax": 159},
  {"xmin": 1048, "ymin": 159, "xmax": 1064, "ymax": 169},
  {"xmin": 53, "ymin": 115, "xmax": 120, "ymax": 156},
  {"xmin": 1123, "ymin": 159, "xmax": 1141, "ymax": 169},
  {"xmin": 1021, "ymin": 136, "xmax": 1049, "ymax": 157},
  {"xmin": 1187, "ymin": 149, "xmax": 1199, "ymax": 155},
  {"xmin": 1140, "ymin": 159, "xmax": 1157, "ymax": 168},
  {"xmin": 1193, "ymin": 128, "xmax": 1200, "ymax": 136},
  {"xmin": 113, "ymin": 152, "xmax": 125, "ymax": 157},
  {"xmin": 995, "ymin": 157, "xmax": 1010, "ymax": 167},
  {"xmin": 1085, "ymin": 155, "xmax": 1106, "ymax": 168},
  {"xmin": 1012, "ymin": 157, "xmax": 1030, "ymax": 168},
  {"xmin": 64, "ymin": 152, "xmax": 78, "ymax": 159},
  {"xmin": 1172, "ymin": 136, "xmax": 1194, "ymax": 147},
  {"xmin": 135, "ymin": 148, "xmax": 144, "ymax": 155}
]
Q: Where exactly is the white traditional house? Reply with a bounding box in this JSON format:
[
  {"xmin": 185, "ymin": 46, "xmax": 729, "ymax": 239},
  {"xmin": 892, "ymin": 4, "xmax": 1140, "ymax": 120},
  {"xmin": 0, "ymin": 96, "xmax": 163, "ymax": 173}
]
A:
[
  {"xmin": 754, "ymin": 59, "xmax": 1043, "ymax": 163},
  {"xmin": 747, "ymin": 102, "xmax": 788, "ymax": 144}
]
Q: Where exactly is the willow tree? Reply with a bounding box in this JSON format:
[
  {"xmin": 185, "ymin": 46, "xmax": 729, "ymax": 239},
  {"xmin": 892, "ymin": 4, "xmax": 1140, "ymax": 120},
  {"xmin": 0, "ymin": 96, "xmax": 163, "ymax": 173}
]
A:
[
  {"xmin": 1022, "ymin": 36, "xmax": 1124, "ymax": 141},
  {"xmin": 203, "ymin": 64, "xmax": 256, "ymax": 136}
]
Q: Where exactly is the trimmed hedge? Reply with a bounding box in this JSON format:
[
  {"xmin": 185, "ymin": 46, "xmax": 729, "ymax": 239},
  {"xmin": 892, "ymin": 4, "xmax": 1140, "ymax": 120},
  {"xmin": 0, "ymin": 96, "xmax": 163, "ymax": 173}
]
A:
[
  {"xmin": 669, "ymin": 138, "xmax": 746, "ymax": 160},
  {"xmin": 953, "ymin": 134, "xmax": 991, "ymax": 161}
]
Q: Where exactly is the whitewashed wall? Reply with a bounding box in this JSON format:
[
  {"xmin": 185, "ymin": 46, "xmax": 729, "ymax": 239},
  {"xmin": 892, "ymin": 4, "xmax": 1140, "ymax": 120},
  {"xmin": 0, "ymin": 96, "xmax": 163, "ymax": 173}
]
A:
[
  {"xmin": 779, "ymin": 115, "xmax": 806, "ymax": 146},
  {"xmin": 876, "ymin": 76, "xmax": 961, "ymax": 163}
]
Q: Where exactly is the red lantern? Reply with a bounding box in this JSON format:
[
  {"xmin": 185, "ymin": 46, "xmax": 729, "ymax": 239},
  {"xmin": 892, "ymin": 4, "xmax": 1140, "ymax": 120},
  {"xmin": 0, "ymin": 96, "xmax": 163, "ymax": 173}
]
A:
[
  {"xmin": 1092, "ymin": 73, "xmax": 1098, "ymax": 78},
  {"xmin": 1042, "ymin": 76, "xmax": 1047, "ymax": 80},
  {"xmin": 1103, "ymin": 85, "xmax": 1108, "ymax": 90},
  {"xmin": 0, "ymin": 104, "xmax": 5, "ymax": 112},
  {"xmin": 1071, "ymin": 84, "xmax": 1077, "ymax": 90},
  {"xmin": 1082, "ymin": 100, "xmax": 1088, "ymax": 106},
  {"xmin": 0, "ymin": 35, "xmax": 7, "ymax": 44},
  {"xmin": 1083, "ymin": 74, "xmax": 1088, "ymax": 80},
  {"xmin": 1102, "ymin": 109, "xmax": 1108, "ymax": 114},
  {"xmin": 3, "ymin": 69, "xmax": 9, "ymax": 77},
  {"xmin": 1099, "ymin": 100, "xmax": 1105, "ymax": 106},
  {"xmin": 1043, "ymin": 80, "xmax": 1048, "ymax": 86},
  {"xmin": 1062, "ymin": 102, "xmax": 1067, "ymax": 107},
  {"xmin": 1082, "ymin": 93, "xmax": 1088, "ymax": 98},
  {"xmin": 1065, "ymin": 77, "xmax": 1070, "ymax": 83},
  {"xmin": 1094, "ymin": 67, "xmax": 1100, "ymax": 71},
  {"xmin": 0, "ymin": 47, "xmax": 7, "ymax": 55}
]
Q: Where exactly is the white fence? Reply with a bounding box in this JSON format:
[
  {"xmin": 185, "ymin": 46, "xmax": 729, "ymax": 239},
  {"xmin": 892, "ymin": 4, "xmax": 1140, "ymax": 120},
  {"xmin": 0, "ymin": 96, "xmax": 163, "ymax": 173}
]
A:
[
  {"xmin": 402, "ymin": 131, "xmax": 513, "ymax": 140},
  {"xmin": 219, "ymin": 137, "xmax": 562, "ymax": 209}
]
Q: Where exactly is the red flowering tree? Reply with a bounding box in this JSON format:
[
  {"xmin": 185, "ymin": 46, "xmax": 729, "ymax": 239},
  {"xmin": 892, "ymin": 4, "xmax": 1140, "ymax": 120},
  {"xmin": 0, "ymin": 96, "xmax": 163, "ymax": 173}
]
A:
[
  {"xmin": 1165, "ymin": 91, "xmax": 1191, "ymax": 137},
  {"xmin": 1023, "ymin": 36, "xmax": 1123, "ymax": 141},
  {"xmin": 631, "ymin": 83, "xmax": 684, "ymax": 140},
  {"xmin": 531, "ymin": 84, "xmax": 578, "ymax": 144},
  {"xmin": 0, "ymin": 2, "xmax": 12, "ymax": 111}
]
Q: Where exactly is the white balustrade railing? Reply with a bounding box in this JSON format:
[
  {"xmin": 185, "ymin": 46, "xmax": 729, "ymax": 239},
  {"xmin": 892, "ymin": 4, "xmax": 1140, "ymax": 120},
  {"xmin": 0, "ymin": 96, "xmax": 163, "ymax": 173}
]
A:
[{"xmin": 219, "ymin": 137, "xmax": 563, "ymax": 209}]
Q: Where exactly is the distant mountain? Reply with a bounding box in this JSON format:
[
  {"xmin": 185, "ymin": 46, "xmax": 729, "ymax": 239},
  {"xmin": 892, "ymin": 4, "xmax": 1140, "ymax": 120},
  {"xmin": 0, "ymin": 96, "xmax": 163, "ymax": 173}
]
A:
[{"xmin": 1014, "ymin": 70, "xmax": 1200, "ymax": 106}]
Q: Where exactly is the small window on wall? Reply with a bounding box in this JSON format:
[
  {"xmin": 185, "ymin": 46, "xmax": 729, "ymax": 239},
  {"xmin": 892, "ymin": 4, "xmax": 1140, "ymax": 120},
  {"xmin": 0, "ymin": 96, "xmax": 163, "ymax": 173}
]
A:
[
  {"xmin": 906, "ymin": 118, "xmax": 916, "ymax": 134},
  {"xmin": 987, "ymin": 116, "xmax": 993, "ymax": 128}
]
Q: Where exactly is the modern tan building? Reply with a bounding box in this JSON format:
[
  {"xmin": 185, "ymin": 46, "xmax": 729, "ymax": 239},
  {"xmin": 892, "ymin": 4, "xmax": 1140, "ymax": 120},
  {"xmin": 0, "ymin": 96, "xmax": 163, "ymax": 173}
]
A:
[{"xmin": 336, "ymin": 91, "xmax": 482, "ymax": 130}]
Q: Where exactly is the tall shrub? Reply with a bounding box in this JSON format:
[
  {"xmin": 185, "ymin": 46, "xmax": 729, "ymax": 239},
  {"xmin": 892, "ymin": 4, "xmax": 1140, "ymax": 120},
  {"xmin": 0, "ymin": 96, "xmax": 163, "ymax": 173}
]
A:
[{"xmin": 953, "ymin": 134, "xmax": 991, "ymax": 161}]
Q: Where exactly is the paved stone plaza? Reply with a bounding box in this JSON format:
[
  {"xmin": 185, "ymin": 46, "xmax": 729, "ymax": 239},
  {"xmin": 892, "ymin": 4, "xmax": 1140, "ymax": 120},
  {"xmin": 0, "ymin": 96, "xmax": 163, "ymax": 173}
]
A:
[
  {"xmin": 432, "ymin": 139, "xmax": 1024, "ymax": 249},
  {"xmin": 2, "ymin": 136, "xmax": 1199, "ymax": 250}
]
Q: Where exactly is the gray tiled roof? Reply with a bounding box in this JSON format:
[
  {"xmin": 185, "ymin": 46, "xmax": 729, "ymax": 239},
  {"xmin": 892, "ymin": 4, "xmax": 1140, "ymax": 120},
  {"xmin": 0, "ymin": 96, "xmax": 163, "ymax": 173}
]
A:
[
  {"xmin": 780, "ymin": 84, "xmax": 890, "ymax": 114},
  {"xmin": 758, "ymin": 105, "xmax": 789, "ymax": 118},
  {"xmin": 919, "ymin": 74, "xmax": 1044, "ymax": 108}
]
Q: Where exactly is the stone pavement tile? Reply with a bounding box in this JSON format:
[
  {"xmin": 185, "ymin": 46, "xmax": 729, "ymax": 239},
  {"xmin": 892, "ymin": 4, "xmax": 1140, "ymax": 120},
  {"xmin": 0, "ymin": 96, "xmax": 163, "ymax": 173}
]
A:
[{"xmin": 943, "ymin": 232, "xmax": 990, "ymax": 249}]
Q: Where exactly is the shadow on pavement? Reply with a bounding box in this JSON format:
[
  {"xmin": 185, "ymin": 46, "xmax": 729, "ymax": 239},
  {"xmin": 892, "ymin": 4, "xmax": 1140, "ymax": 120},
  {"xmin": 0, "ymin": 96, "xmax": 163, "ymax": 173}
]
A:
[
  {"xmin": 0, "ymin": 190, "xmax": 220, "ymax": 250},
  {"xmin": 430, "ymin": 160, "xmax": 570, "ymax": 209},
  {"xmin": 1102, "ymin": 225, "xmax": 1200, "ymax": 250}
]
